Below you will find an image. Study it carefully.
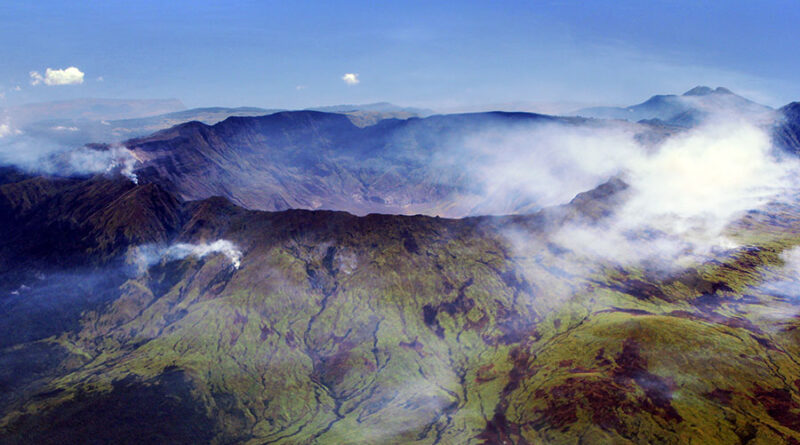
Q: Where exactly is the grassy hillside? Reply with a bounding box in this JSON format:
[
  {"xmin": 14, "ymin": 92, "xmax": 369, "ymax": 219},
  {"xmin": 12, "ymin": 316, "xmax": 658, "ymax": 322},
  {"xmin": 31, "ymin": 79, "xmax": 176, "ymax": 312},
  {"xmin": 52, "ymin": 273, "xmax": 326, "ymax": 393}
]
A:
[{"xmin": 2, "ymin": 172, "xmax": 800, "ymax": 443}]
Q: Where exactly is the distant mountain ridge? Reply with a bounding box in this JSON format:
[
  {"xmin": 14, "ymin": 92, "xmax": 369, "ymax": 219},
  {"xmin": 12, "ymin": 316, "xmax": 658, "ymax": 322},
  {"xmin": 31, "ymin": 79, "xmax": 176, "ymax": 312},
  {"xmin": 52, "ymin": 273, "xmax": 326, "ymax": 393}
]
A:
[
  {"xmin": 127, "ymin": 110, "xmax": 587, "ymax": 217},
  {"xmin": 123, "ymin": 94, "xmax": 800, "ymax": 218},
  {"xmin": 307, "ymin": 101, "xmax": 433, "ymax": 115},
  {"xmin": 306, "ymin": 102, "xmax": 434, "ymax": 127},
  {"xmin": 17, "ymin": 106, "xmax": 282, "ymax": 147},
  {"xmin": 2, "ymin": 98, "xmax": 187, "ymax": 123},
  {"xmin": 8, "ymin": 102, "xmax": 430, "ymax": 146},
  {"xmin": 574, "ymin": 86, "xmax": 773, "ymax": 126}
]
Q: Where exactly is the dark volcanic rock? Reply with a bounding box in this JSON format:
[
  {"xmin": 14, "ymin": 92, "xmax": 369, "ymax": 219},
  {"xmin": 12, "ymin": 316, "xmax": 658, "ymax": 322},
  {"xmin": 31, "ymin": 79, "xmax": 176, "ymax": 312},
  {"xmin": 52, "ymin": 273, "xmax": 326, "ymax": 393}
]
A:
[{"xmin": 1, "ymin": 369, "xmax": 217, "ymax": 445}]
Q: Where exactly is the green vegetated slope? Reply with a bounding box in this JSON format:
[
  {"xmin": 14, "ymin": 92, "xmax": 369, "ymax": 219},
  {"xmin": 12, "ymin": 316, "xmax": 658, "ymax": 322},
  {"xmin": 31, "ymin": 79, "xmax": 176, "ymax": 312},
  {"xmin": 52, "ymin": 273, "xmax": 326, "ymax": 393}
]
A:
[{"xmin": 3, "ymin": 173, "xmax": 800, "ymax": 444}]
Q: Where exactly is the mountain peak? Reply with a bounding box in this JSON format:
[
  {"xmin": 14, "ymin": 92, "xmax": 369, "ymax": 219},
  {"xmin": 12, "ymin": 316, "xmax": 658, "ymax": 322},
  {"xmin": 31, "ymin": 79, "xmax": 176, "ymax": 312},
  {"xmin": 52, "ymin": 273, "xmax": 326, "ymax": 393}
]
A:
[{"xmin": 683, "ymin": 86, "xmax": 734, "ymax": 96}]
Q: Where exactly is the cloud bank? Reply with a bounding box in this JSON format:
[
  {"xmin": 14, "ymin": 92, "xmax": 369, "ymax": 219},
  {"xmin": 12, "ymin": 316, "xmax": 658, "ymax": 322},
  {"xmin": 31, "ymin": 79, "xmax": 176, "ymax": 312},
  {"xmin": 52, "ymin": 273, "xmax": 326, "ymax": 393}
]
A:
[
  {"xmin": 451, "ymin": 113, "xmax": 797, "ymax": 269},
  {"xmin": 30, "ymin": 66, "xmax": 85, "ymax": 86},
  {"xmin": 571, "ymin": 118, "xmax": 793, "ymax": 267}
]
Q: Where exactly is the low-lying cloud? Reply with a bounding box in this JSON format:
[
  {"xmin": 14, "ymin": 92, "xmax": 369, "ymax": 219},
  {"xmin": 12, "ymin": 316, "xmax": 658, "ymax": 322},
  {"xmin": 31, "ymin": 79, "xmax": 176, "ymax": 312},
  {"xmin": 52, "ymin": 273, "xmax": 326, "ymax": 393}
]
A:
[
  {"xmin": 30, "ymin": 66, "xmax": 85, "ymax": 86},
  {"xmin": 452, "ymin": 113, "xmax": 798, "ymax": 269},
  {"xmin": 448, "ymin": 123, "xmax": 637, "ymax": 212},
  {"xmin": 587, "ymin": 119, "xmax": 792, "ymax": 266}
]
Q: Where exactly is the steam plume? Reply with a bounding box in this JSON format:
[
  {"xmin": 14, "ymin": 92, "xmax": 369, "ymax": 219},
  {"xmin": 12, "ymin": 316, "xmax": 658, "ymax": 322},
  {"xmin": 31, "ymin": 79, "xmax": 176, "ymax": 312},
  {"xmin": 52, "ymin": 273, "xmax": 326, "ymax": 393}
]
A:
[
  {"xmin": 0, "ymin": 129, "xmax": 140, "ymax": 182},
  {"xmin": 132, "ymin": 240, "xmax": 243, "ymax": 272}
]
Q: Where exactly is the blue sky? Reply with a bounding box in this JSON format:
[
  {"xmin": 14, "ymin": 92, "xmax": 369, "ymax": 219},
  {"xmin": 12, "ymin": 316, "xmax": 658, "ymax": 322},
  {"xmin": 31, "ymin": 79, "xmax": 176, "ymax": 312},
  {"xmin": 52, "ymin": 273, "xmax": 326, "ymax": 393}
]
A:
[{"xmin": 1, "ymin": 0, "xmax": 799, "ymax": 110}]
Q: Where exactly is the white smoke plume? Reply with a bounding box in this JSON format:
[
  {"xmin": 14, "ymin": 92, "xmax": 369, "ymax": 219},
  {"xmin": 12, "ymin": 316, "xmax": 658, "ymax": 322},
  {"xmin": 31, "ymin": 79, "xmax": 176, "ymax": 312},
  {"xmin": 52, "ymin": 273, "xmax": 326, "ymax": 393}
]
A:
[
  {"xmin": 737, "ymin": 246, "xmax": 800, "ymax": 329},
  {"xmin": 131, "ymin": 240, "xmax": 243, "ymax": 273},
  {"xmin": 49, "ymin": 144, "xmax": 140, "ymax": 183},
  {"xmin": 0, "ymin": 128, "xmax": 140, "ymax": 182}
]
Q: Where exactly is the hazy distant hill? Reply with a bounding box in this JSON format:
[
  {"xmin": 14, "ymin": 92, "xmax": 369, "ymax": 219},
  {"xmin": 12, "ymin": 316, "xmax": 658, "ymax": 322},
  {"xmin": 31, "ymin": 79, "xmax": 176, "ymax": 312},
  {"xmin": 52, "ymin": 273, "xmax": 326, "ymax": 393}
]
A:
[
  {"xmin": 574, "ymin": 86, "xmax": 773, "ymax": 126},
  {"xmin": 9, "ymin": 102, "xmax": 431, "ymax": 146},
  {"xmin": 16, "ymin": 106, "xmax": 280, "ymax": 147},
  {"xmin": 307, "ymin": 101, "xmax": 432, "ymax": 114},
  {"xmin": 2, "ymin": 98, "xmax": 186, "ymax": 123},
  {"xmin": 303, "ymin": 103, "xmax": 433, "ymax": 127}
]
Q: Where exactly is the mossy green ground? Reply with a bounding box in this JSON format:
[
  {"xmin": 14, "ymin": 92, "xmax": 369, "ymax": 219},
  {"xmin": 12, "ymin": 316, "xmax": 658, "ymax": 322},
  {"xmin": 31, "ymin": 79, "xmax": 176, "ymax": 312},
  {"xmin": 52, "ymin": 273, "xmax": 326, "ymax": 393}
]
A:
[{"xmin": 4, "ymin": 195, "xmax": 800, "ymax": 443}]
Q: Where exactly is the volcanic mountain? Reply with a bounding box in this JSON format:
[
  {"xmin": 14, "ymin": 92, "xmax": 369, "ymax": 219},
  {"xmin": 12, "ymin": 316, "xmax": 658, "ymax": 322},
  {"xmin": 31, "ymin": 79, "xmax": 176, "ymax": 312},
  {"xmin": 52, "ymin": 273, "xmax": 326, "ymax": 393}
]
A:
[{"xmin": 3, "ymin": 92, "xmax": 800, "ymax": 444}]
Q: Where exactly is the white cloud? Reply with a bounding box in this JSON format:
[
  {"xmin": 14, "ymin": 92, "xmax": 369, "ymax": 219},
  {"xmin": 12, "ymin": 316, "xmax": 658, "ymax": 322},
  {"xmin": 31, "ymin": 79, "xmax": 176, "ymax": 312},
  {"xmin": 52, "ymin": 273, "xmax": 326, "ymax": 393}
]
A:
[
  {"xmin": 0, "ymin": 124, "xmax": 12, "ymax": 138},
  {"xmin": 342, "ymin": 73, "xmax": 360, "ymax": 85},
  {"xmin": 30, "ymin": 66, "xmax": 85, "ymax": 86},
  {"xmin": 295, "ymin": 85, "xmax": 307, "ymax": 90},
  {"xmin": 13, "ymin": 86, "xmax": 21, "ymax": 91},
  {"xmin": 96, "ymin": 76, "xmax": 104, "ymax": 82}
]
